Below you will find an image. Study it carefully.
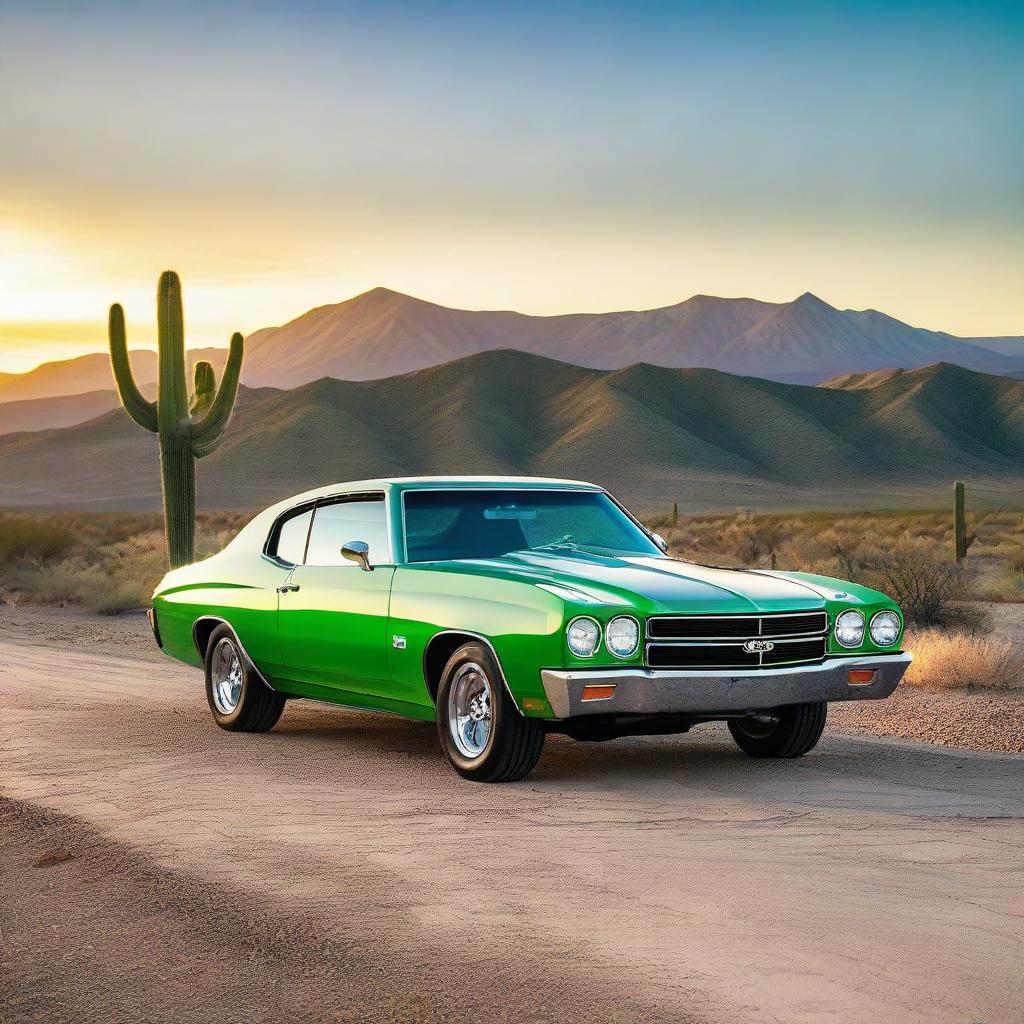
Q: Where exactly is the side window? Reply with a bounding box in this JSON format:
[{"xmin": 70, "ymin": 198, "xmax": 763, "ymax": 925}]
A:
[
  {"xmin": 273, "ymin": 507, "xmax": 313, "ymax": 565},
  {"xmin": 305, "ymin": 498, "xmax": 389, "ymax": 566}
]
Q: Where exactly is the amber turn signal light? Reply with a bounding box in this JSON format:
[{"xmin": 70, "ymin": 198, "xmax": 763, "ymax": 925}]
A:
[
  {"xmin": 580, "ymin": 684, "xmax": 616, "ymax": 701},
  {"xmin": 848, "ymin": 669, "xmax": 875, "ymax": 685}
]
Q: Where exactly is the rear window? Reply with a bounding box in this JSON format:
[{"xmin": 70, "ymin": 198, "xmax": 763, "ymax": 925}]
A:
[{"xmin": 270, "ymin": 507, "xmax": 313, "ymax": 565}]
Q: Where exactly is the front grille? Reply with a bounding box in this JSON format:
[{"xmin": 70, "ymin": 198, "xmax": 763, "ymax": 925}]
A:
[
  {"xmin": 647, "ymin": 610, "xmax": 827, "ymax": 640},
  {"xmin": 644, "ymin": 612, "xmax": 828, "ymax": 670}
]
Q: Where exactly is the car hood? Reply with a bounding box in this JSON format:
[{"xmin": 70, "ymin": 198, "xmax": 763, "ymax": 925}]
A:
[{"xmin": 435, "ymin": 549, "xmax": 858, "ymax": 615}]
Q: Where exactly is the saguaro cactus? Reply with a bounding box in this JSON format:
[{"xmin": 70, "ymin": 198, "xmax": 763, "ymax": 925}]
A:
[
  {"xmin": 109, "ymin": 271, "xmax": 243, "ymax": 568},
  {"xmin": 953, "ymin": 480, "xmax": 976, "ymax": 563}
]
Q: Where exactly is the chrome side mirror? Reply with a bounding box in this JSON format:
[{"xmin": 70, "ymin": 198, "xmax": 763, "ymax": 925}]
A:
[
  {"xmin": 341, "ymin": 540, "xmax": 372, "ymax": 571},
  {"xmin": 651, "ymin": 532, "xmax": 669, "ymax": 554}
]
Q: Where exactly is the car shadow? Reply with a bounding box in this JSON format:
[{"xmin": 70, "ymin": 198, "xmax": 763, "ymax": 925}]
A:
[{"xmin": 272, "ymin": 701, "xmax": 1024, "ymax": 819}]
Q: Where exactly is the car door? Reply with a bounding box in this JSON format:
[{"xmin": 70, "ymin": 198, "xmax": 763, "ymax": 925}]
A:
[{"xmin": 277, "ymin": 492, "xmax": 396, "ymax": 698}]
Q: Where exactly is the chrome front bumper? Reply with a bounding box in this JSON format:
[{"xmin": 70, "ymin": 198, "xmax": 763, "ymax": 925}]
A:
[{"xmin": 540, "ymin": 652, "xmax": 912, "ymax": 719}]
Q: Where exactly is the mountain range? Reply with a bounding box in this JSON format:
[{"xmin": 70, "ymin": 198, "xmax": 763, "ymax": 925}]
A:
[
  {"xmin": 1, "ymin": 290, "xmax": 1021, "ymax": 428},
  {"xmin": 241, "ymin": 287, "xmax": 1024, "ymax": 386},
  {"xmin": 1, "ymin": 351, "xmax": 1021, "ymax": 513}
]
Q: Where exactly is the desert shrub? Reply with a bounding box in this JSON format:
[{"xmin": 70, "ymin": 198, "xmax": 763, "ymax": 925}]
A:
[
  {"xmin": 6, "ymin": 564, "xmax": 108, "ymax": 606},
  {"xmin": 865, "ymin": 544, "xmax": 977, "ymax": 626},
  {"xmin": 0, "ymin": 515, "xmax": 79, "ymax": 562},
  {"xmin": 90, "ymin": 579, "xmax": 147, "ymax": 615},
  {"xmin": 904, "ymin": 627, "xmax": 1024, "ymax": 690},
  {"xmin": 0, "ymin": 508, "xmax": 248, "ymax": 613}
]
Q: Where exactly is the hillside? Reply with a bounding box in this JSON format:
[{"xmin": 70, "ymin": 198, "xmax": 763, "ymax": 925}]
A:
[
  {"xmin": 0, "ymin": 390, "xmax": 123, "ymax": 436},
  {"xmin": 0, "ymin": 348, "xmax": 227, "ymax": 404},
  {"xmin": 240, "ymin": 287, "xmax": 1024, "ymax": 386},
  {"xmin": 0, "ymin": 352, "xmax": 1022, "ymax": 513}
]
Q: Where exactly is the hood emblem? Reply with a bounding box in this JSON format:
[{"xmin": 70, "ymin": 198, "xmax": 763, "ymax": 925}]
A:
[{"xmin": 743, "ymin": 639, "xmax": 775, "ymax": 653}]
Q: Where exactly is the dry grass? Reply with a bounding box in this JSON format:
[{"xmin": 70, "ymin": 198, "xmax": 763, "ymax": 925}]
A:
[
  {"xmin": 2, "ymin": 504, "xmax": 1023, "ymax": 624},
  {"xmin": 903, "ymin": 628, "xmax": 1024, "ymax": 691},
  {"xmin": 0, "ymin": 510, "xmax": 249, "ymax": 614}
]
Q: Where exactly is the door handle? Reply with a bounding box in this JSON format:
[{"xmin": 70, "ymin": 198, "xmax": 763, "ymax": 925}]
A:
[{"xmin": 276, "ymin": 584, "xmax": 301, "ymax": 593}]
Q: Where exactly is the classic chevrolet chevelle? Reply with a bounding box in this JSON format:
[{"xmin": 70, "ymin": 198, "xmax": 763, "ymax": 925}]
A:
[{"xmin": 150, "ymin": 476, "xmax": 911, "ymax": 782}]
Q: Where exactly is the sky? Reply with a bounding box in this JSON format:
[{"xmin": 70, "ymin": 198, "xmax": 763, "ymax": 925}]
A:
[{"xmin": 0, "ymin": 0, "xmax": 1021, "ymax": 373}]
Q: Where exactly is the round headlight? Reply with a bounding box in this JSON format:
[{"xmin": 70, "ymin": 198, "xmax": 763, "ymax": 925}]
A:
[
  {"xmin": 870, "ymin": 610, "xmax": 901, "ymax": 647},
  {"xmin": 566, "ymin": 616, "xmax": 601, "ymax": 658},
  {"xmin": 605, "ymin": 615, "xmax": 640, "ymax": 658},
  {"xmin": 834, "ymin": 609, "xmax": 865, "ymax": 648}
]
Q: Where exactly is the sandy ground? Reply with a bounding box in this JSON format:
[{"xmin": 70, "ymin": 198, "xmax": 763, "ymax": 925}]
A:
[{"xmin": 1, "ymin": 608, "xmax": 1023, "ymax": 1023}]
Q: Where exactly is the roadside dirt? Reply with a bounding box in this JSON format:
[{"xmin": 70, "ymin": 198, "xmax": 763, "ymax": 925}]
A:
[{"xmin": 1, "ymin": 606, "xmax": 1023, "ymax": 1023}]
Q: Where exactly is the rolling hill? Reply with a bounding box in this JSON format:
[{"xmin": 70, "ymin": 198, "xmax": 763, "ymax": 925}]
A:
[
  {"xmin": 0, "ymin": 352, "xmax": 1021, "ymax": 513},
  {"xmin": 0, "ymin": 390, "xmax": 124, "ymax": 436},
  {"xmin": 0, "ymin": 348, "xmax": 227, "ymax": 404}
]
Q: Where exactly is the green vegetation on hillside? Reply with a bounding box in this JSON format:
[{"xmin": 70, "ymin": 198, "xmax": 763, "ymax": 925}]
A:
[{"xmin": 3, "ymin": 352, "xmax": 1024, "ymax": 512}]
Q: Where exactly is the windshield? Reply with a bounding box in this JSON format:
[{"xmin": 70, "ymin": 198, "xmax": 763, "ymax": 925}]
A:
[{"xmin": 402, "ymin": 489, "xmax": 661, "ymax": 562}]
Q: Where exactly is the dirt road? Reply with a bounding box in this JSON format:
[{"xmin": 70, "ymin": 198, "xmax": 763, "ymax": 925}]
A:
[{"xmin": 1, "ymin": 622, "xmax": 1022, "ymax": 1023}]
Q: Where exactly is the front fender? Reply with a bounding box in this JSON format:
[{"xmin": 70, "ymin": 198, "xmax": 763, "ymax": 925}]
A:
[{"xmin": 388, "ymin": 566, "xmax": 565, "ymax": 716}]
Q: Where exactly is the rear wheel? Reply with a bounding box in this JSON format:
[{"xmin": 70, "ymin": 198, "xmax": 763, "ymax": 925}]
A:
[
  {"xmin": 435, "ymin": 643, "xmax": 545, "ymax": 783},
  {"xmin": 729, "ymin": 702, "xmax": 827, "ymax": 758},
  {"xmin": 204, "ymin": 624, "xmax": 285, "ymax": 732}
]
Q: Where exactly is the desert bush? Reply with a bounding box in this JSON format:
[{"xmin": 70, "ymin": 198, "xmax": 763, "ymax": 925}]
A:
[
  {"xmin": 904, "ymin": 627, "xmax": 1024, "ymax": 690},
  {"xmin": 0, "ymin": 508, "xmax": 246, "ymax": 613},
  {"xmin": 90, "ymin": 579, "xmax": 147, "ymax": 615},
  {"xmin": 6, "ymin": 564, "xmax": 109, "ymax": 606},
  {"xmin": 865, "ymin": 544, "xmax": 977, "ymax": 626},
  {"xmin": 0, "ymin": 514, "xmax": 79, "ymax": 561}
]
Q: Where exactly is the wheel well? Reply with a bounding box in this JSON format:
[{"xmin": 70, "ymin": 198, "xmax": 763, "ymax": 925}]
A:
[
  {"xmin": 423, "ymin": 632, "xmax": 488, "ymax": 704},
  {"xmin": 193, "ymin": 617, "xmax": 224, "ymax": 662}
]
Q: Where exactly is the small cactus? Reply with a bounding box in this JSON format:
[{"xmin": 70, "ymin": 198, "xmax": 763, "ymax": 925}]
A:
[
  {"xmin": 109, "ymin": 271, "xmax": 243, "ymax": 568},
  {"xmin": 670, "ymin": 501, "xmax": 679, "ymax": 528},
  {"xmin": 953, "ymin": 480, "xmax": 977, "ymax": 563}
]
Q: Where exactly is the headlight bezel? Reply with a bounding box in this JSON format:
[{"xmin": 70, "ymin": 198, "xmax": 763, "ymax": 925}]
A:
[
  {"xmin": 869, "ymin": 609, "xmax": 902, "ymax": 647},
  {"xmin": 834, "ymin": 608, "xmax": 866, "ymax": 648},
  {"xmin": 605, "ymin": 615, "xmax": 641, "ymax": 659},
  {"xmin": 566, "ymin": 615, "xmax": 602, "ymax": 658}
]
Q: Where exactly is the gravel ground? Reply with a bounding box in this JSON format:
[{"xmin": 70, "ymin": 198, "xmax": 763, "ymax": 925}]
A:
[
  {"xmin": 830, "ymin": 687, "xmax": 1024, "ymax": 753},
  {"xmin": 3, "ymin": 625, "xmax": 1023, "ymax": 1024},
  {"xmin": 829, "ymin": 602, "xmax": 1024, "ymax": 755}
]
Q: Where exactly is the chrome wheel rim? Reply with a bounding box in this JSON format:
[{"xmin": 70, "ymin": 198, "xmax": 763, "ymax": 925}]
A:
[
  {"xmin": 447, "ymin": 662, "xmax": 493, "ymax": 760},
  {"xmin": 211, "ymin": 637, "xmax": 243, "ymax": 714}
]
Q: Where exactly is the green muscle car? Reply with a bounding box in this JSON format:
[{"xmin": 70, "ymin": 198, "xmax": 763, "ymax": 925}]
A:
[{"xmin": 150, "ymin": 476, "xmax": 911, "ymax": 782}]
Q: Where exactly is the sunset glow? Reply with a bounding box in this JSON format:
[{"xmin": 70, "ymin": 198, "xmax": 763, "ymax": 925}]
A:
[{"xmin": 1, "ymin": 0, "xmax": 1021, "ymax": 373}]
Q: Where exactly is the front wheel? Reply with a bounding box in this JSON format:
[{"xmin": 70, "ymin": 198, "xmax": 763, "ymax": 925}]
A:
[
  {"xmin": 436, "ymin": 643, "xmax": 545, "ymax": 782},
  {"xmin": 729, "ymin": 702, "xmax": 827, "ymax": 758},
  {"xmin": 204, "ymin": 624, "xmax": 285, "ymax": 732}
]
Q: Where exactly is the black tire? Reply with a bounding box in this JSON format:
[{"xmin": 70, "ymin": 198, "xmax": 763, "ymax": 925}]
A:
[
  {"xmin": 728, "ymin": 702, "xmax": 827, "ymax": 759},
  {"xmin": 435, "ymin": 643, "xmax": 545, "ymax": 783},
  {"xmin": 204, "ymin": 624, "xmax": 285, "ymax": 733}
]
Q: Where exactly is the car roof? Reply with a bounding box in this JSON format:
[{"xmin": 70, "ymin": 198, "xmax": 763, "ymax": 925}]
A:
[
  {"xmin": 283, "ymin": 476, "xmax": 603, "ymax": 504},
  {"xmin": 250, "ymin": 475, "xmax": 602, "ymax": 523},
  {"xmin": 223, "ymin": 476, "xmax": 609, "ymax": 562}
]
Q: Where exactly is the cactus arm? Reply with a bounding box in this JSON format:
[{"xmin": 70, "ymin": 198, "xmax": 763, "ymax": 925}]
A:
[
  {"xmin": 190, "ymin": 360, "xmax": 216, "ymax": 416},
  {"xmin": 191, "ymin": 332, "xmax": 243, "ymax": 458},
  {"xmin": 157, "ymin": 270, "xmax": 189, "ymax": 434},
  {"xmin": 107, "ymin": 303, "xmax": 157, "ymax": 432}
]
